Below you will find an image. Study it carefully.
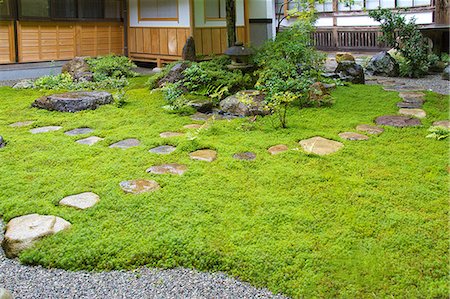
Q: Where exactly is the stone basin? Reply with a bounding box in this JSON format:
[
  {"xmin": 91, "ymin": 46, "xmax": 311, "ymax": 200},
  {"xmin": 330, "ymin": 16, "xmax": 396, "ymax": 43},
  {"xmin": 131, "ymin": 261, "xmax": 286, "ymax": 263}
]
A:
[{"xmin": 32, "ymin": 91, "xmax": 113, "ymax": 113}]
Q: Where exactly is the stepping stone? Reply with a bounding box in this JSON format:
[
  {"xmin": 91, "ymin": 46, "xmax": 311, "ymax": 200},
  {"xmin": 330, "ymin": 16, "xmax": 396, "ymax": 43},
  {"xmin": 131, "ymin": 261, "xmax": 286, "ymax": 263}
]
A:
[
  {"xmin": 338, "ymin": 132, "xmax": 369, "ymax": 141},
  {"xmin": 356, "ymin": 124, "xmax": 384, "ymax": 135},
  {"xmin": 383, "ymin": 85, "xmax": 423, "ymax": 92},
  {"xmin": 377, "ymin": 79, "xmax": 400, "ymax": 86},
  {"xmin": 375, "ymin": 115, "xmax": 422, "ymax": 127},
  {"xmin": 189, "ymin": 149, "xmax": 217, "ymax": 162},
  {"xmin": 268, "ymin": 144, "xmax": 289, "ymax": 155},
  {"xmin": 401, "ymin": 97, "xmax": 424, "ymax": 105},
  {"xmin": 65, "ymin": 128, "xmax": 94, "ymax": 136},
  {"xmin": 299, "ymin": 137, "xmax": 344, "ymax": 155},
  {"xmin": 159, "ymin": 132, "xmax": 184, "ymax": 138},
  {"xmin": 433, "ymin": 120, "xmax": 450, "ymax": 128},
  {"xmin": 146, "ymin": 163, "xmax": 187, "ymax": 175},
  {"xmin": 76, "ymin": 136, "xmax": 104, "ymax": 146},
  {"xmin": 109, "ymin": 138, "xmax": 140, "ymax": 149},
  {"xmin": 120, "ymin": 179, "xmax": 160, "ymax": 194},
  {"xmin": 149, "ymin": 145, "xmax": 176, "ymax": 155},
  {"xmin": 399, "ymin": 108, "xmax": 426, "ymax": 119},
  {"xmin": 0, "ymin": 288, "xmax": 13, "ymax": 299},
  {"xmin": 233, "ymin": 152, "xmax": 257, "ymax": 160},
  {"xmin": 2, "ymin": 214, "xmax": 71, "ymax": 258},
  {"xmin": 398, "ymin": 92, "xmax": 425, "ymax": 99},
  {"xmin": 30, "ymin": 126, "xmax": 62, "ymax": 134},
  {"xmin": 9, "ymin": 121, "xmax": 34, "ymax": 127},
  {"xmin": 396, "ymin": 101, "xmax": 423, "ymax": 109},
  {"xmin": 183, "ymin": 124, "xmax": 203, "ymax": 129},
  {"xmin": 190, "ymin": 112, "xmax": 210, "ymax": 121},
  {"xmin": 59, "ymin": 192, "xmax": 100, "ymax": 210}
]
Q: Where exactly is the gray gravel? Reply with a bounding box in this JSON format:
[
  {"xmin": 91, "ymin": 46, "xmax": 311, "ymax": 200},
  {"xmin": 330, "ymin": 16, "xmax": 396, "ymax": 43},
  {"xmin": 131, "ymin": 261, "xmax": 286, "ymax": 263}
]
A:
[{"xmin": 0, "ymin": 221, "xmax": 286, "ymax": 299}]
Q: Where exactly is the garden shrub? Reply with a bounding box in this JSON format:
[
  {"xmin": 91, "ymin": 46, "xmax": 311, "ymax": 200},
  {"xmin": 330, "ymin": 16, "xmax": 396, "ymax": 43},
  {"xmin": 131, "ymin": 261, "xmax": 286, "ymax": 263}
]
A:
[
  {"xmin": 86, "ymin": 55, "xmax": 138, "ymax": 79},
  {"xmin": 369, "ymin": 9, "xmax": 432, "ymax": 78}
]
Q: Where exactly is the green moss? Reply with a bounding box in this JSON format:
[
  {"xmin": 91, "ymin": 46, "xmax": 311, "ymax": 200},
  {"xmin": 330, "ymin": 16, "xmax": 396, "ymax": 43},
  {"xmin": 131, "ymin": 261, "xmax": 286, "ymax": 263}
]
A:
[{"xmin": 0, "ymin": 81, "xmax": 448, "ymax": 298}]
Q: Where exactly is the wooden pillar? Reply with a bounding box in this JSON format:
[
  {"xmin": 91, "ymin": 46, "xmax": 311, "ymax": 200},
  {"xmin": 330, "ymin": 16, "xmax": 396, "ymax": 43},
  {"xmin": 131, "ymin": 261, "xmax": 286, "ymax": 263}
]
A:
[{"xmin": 332, "ymin": 0, "xmax": 338, "ymax": 49}]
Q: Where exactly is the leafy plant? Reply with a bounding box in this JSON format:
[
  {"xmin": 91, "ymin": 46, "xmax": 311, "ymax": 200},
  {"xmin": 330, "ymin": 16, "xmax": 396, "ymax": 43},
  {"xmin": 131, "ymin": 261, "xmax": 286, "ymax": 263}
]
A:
[
  {"xmin": 34, "ymin": 73, "xmax": 74, "ymax": 90},
  {"xmin": 114, "ymin": 89, "xmax": 128, "ymax": 108},
  {"xmin": 86, "ymin": 55, "xmax": 138, "ymax": 79},
  {"xmin": 426, "ymin": 126, "xmax": 449, "ymax": 140},
  {"xmin": 265, "ymin": 91, "xmax": 299, "ymax": 128}
]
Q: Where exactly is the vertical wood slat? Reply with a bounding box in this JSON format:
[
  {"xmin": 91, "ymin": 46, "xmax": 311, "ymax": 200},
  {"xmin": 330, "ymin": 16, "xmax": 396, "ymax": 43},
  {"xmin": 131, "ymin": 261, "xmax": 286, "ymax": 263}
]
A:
[{"xmin": 0, "ymin": 21, "xmax": 15, "ymax": 63}]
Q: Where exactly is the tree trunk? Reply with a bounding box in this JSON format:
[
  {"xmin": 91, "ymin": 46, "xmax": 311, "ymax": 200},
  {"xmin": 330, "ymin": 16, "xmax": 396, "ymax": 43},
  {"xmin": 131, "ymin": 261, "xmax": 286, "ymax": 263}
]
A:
[{"xmin": 226, "ymin": 0, "xmax": 237, "ymax": 47}]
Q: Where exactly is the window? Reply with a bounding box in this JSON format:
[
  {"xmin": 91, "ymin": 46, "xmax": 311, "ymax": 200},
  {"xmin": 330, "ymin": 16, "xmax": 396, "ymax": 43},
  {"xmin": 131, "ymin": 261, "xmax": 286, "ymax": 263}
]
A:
[
  {"xmin": 0, "ymin": 0, "xmax": 13, "ymax": 19},
  {"xmin": 139, "ymin": 0, "xmax": 178, "ymax": 20},
  {"xmin": 205, "ymin": 0, "xmax": 226, "ymax": 19},
  {"xmin": 315, "ymin": 0, "xmax": 333, "ymax": 12},
  {"xmin": 52, "ymin": 0, "xmax": 76, "ymax": 19},
  {"xmin": 20, "ymin": 0, "xmax": 49, "ymax": 18},
  {"xmin": 79, "ymin": 0, "xmax": 103, "ymax": 19},
  {"xmin": 105, "ymin": 0, "xmax": 122, "ymax": 19}
]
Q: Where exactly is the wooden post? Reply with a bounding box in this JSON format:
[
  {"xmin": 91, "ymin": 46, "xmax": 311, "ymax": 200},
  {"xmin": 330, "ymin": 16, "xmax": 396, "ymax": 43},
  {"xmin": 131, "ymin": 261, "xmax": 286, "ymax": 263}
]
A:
[{"xmin": 226, "ymin": 0, "xmax": 237, "ymax": 46}]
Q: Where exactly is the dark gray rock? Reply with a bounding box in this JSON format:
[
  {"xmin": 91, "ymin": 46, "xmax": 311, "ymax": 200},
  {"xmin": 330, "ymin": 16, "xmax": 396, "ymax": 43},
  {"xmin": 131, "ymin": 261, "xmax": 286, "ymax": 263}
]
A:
[
  {"xmin": 0, "ymin": 136, "xmax": 5, "ymax": 148},
  {"xmin": 365, "ymin": 51, "xmax": 399, "ymax": 77},
  {"xmin": 32, "ymin": 91, "xmax": 113, "ymax": 113},
  {"xmin": 375, "ymin": 115, "xmax": 422, "ymax": 127},
  {"xmin": 233, "ymin": 152, "xmax": 256, "ymax": 161},
  {"xmin": 396, "ymin": 101, "xmax": 422, "ymax": 109},
  {"xmin": 182, "ymin": 36, "xmax": 196, "ymax": 62},
  {"xmin": 109, "ymin": 139, "xmax": 140, "ymax": 149},
  {"xmin": 72, "ymin": 71, "xmax": 94, "ymax": 82},
  {"xmin": 64, "ymin": 128, "xmax": 94, "ymax": 136},
  {"xmin": 442, "ymin": 64, "xmax": 450, "ymax": 81},
  {"xmin": 335, "ymin": 61, "xmax": 365, "ymax": 84},
  {"xmin": 158, "ymin": 62, "xmax": 190, "ymax": 88},
  {"xmin": 188, "ymin": 98, "xmax": 214, "ymax": 113},
  {"xmin": 219, "ymin": 90, "xmax": 269, "ymax": 117},
  {"xmin": 149, "ymin": 145, "xmax": 177, "ymax": 155},
  {"xmin": 61, "ymin": 57, "xmax": 92, "ymax": 81}
]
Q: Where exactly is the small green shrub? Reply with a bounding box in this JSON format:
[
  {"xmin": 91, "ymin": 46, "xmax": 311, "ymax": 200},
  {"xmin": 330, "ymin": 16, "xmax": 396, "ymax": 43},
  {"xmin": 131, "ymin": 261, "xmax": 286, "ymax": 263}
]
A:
[
  {"xmin": 34, "ymin": 73, "xmax": 74, "ymax": 90},
  {"xmin": 114, "ymin": 89, "xmax": 128, "ymax": 108},
  {"xmin": 426, "ymin": 126, "xmax": 449, "ymax": 140},
  {"xmin": 86, "ymin": 55, "xmax": 138, "ymax": 79}
]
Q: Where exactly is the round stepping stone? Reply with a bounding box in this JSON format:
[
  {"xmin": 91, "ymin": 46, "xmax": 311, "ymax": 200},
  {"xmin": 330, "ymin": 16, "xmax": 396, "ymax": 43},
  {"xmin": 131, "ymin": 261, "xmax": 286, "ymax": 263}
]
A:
[
  {"xmin": 399, "ymin": 92, "xmax": 425, "ymax": 99},
  {"xmin": 233, "ymin": 152, "xmax": 256, "ymax": 160},
  {"xmin": 190, "ymin": 112, "xmax": 210, "ymax": 121},
  {"xmin": 9, "ymin": 121, "xmax": 34, "ymax": 127},
  {"xmin": 59, "ymin": 192, "xmax": 99, "ymax": 210},
  {"xmin": 146, "ymin": 163, "xmax": 187, "ymax": 175},
  {"xmin": 356, "ymin": 124, "xmax": 384, "ymax": 135},
  {"xmin": 399, "ymin": 108, "xmax": 426, "ymax": 119},
  {"xmin": 30, "ymin": 126, "xmax": 62, "ymax": 134},
  {"xmin": 189, "ymin": 149, "xmax": 217, "ymax": 162},
  {"xmin": 299, "ymin": 136, "xmax": 344, "ymax": 155},
  {"xmin": 149, "ymin": 145, "xmax": 176, "ymax": 155},
  {"xmin": 64, "ymin": 128, "xmax": 94, "ymax": 136},
  {"xmin": 268, "ymin": 144, "xmax": 289, "ymax": 155},
  {"xmin": 2, "ymin": 214, "xmax": 71, "ymax": 258},
  {"xmin": 109, "ymin": 138, "xmax": 140, "ymax": 149},
  {"xmin": 159, "ymin": 132, "xmax": 184, "ymax": 138},
  {"xmin": 432, "ymin": 120, "xmax": 450, "ymax": 128},
  {"xmin": 396, "ymin": 101, "xmax": 422, "ymax": 109},
  {"xmin": 375, "ymin": 115, "xmax": 422, "ymax": 127},
  {"xmin": 76, "ymin": 136, "xmax": 104, "ymax": 146},
  {"xmin": 120, "ymin": 179, "xmax": 160, "ymax": 194},
  {"xmin": 338, "ymin": 132, "xmax": 369, "ymax": 141},
  {"xmin": 183, "ymin": 124, "xmax": 203, "ymax": 129}
]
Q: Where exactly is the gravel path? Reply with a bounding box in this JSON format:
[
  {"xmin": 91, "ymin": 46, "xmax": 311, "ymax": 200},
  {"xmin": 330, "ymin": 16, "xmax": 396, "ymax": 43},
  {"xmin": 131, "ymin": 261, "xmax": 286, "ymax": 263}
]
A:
[{"xmin": 0, "ymin": 221, "xmax": 286, "ymax": 299}]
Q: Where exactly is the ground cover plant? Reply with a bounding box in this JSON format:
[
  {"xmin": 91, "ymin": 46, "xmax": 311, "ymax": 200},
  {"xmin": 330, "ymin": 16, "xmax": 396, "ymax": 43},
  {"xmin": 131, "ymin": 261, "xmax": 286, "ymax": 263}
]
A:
[{"xmin": 0, "ymin": 79, "xmax": 448, "ymax": 298}]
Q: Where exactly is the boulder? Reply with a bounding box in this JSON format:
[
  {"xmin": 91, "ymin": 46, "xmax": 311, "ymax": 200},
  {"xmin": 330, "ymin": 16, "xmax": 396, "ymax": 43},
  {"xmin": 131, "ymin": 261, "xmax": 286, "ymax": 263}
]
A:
[
  {"xmin": 187, "ymin": 98, "xmax": 214, "ymax": 113},
  {"xmin": 335, "ymin": 61, "xmax": 365, "ymax": 84},
  {"xmin": 182, "ymin": 36, "xmax": 196, "ymax": 62},
  {"xmin": 61, "ymin": 57, "xmax": 93, "ymax": 81},
  {"xmin": 308, "ymin": 82, "xmax": 330, "ymax": 104},
  {"xmin": 365, "ymin": 51, "xmax": 399, "ymax": 77},
  {"xmin": 0, "ymin": 136, "xmax": 5, "ymax": 148},
  {"xmin": 32, "ymin": 91, "xmax": 113, "ymax": 113},
  {"xmin": 157, "ymin": 62, "xmax": 190, "ymax": 87},
  {"xmin": 219, "ymin": 90, "xmax": 268, "ymax": 117},
  {"xmin": 335, "ymin": 52, "xmax": 355, "ymax": 63},
  {"xmin": 2, "ymin": 214, "xmax": 71, "ymax": 258},
  {"xmin": 442, "ymin": 64, "xmax": 450, "ymax": 81},
  {"xmin": 12, "ymin": 79, "xmax": 34, "ymax": 89}
]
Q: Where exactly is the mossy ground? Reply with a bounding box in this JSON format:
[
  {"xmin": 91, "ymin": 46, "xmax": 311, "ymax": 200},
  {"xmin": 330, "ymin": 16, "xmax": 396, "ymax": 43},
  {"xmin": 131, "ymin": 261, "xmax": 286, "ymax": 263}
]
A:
[{"xmin": 0, "ymin": 79, "xmax": 448, "ymax": 298}]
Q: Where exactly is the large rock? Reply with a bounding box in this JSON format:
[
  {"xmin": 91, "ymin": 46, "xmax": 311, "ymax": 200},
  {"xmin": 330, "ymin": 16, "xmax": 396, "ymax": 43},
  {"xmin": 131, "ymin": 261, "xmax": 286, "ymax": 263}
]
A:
[
  {"xmin": 187, "ymin": 98, "xmax": 214, "ymax": 113},
  {"xmin": 308, "ymin": 82, "xmax": 330, "ymax": 105},
  {"xmin": 335, "ymin": 61, "xmax": 365, "ymax": 84},
  {"xmin": 61, "ymin": 57, "xmax": 93, "ymax": 82},
  {"xmin": 442, "ymin": 64, "xmax": 450, "ymax": 81},
  {"xmin": 32, "ymin": 91, "xmax": 113, "ymax": 113},
  {"xmin": 158, "ymin": 62, "xmax": 190, "ymax": 87},
  {"xmin": 220, "ymin": 90, "xmax": 268, "ymax": 117},
  {"xmin": 335, "ymin": 52, "xmax": 355, "ymax": 63},
  {"xmin": 2, "ymin": 214, "xmax": 71, "ymax": 258},
  {"xmin": 365, "ymin": 51, "xmax": 399, "ymax": 77},
  {"xmin": 182, "ymin": 36, "xmax": 196, "ymax": 62}
]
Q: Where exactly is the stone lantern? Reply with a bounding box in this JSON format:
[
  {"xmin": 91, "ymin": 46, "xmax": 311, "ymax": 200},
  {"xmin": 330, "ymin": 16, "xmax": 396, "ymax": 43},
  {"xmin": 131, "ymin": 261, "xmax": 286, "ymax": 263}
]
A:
[{"xmin": 224, "ymin": 41, "xmax": 254, "ymax": 70}]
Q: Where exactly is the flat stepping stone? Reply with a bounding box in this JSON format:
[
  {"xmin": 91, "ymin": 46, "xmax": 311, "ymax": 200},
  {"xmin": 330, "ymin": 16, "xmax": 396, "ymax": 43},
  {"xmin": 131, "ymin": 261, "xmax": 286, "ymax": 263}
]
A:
[
  {"xmin": 9, "ymin": 121, "xmax": 34, "ymax": 127},
  {"xmin": 396, "ymin": 101, "xmax": 422, "ymax": 109},
  {"xmin": 159, "ymin": 132, "xmax": 184, "ymax": 138},
  {"xmin": 399, "ymin": 108, "xmax": 426, "ymax": 119},
  {"xmin": 268, "ymin": 144, "xmax": 289, "ymax": 155},
  {"xmin": 146, "ymin": 163, "xmax": 187, "ymax": 175},
  {"xmin": 378, "ymin": 79, "xmax": 402, "ymax": 86},
  {"xmin": 383, "ymin": 85, "xmax": 423, "ymax": 92},
  {"xmin": 2, "ymin": 214, "xmax": 71, "ymax": 258},
  {"xmin": 32, "ymin": 91, "xmax": 113, "ymax": 113},
  {"xmin": 433, "ymin": 120, "xmax": 450, "ymax": 128},
  {"xmin": 338, "ymin": 132, "xmax": 369, "ymax": 141},
  {"xmin": 109, "ymin": 138, "xmax": 140, "ymax": 149},
  {"xmin": 59, "ymin": 192, "xmax": 99, "ymax": 210},
  {"xmin": 299, "ymin": 136, "xmax": 344, "ymax": 155},
  {"xmin": 356, "ymin": 124, "xmax": 384, "ymax": 135},
  {"xmin": 375, "ymin": 115, "xmax": 422, "ymax": 127},
  {"xmin": 30, "ymin": 126, "xmax": 62, "ymax": 134},
  {"xmin": 120, "ymin": 179, "xmax": 160, "ymax": 194},
  {"xmin": 65, "ymin": 128, "xmax": 94, "ymax": 136},
  {"xmin": 401, "ymin": 97, "xmax": 424, "ymax": 104},
  {"xmin": 183, "ymin": 124, "xmax": 203, "ymax": 129},
  {"xmin": 189, "ymin": 149, "xmax": 217, "ymax": 162},
  {"xmin": 149, "ymin": 145, "xmax": 176, "ymax": 154},
  {"xmin": 76, "ymin": 136, "xmax": 104, "ymax": 146},
  {"xmin": 233, "ymin": 152, "xmax": 256, "ymax": 160},
  {"xmin": 399, "ymin": 92, "xmax": 425, "ymax": 99},
  {"xmin": 190, "ymin": 112, "xmax": 210, "ymax": 121}
]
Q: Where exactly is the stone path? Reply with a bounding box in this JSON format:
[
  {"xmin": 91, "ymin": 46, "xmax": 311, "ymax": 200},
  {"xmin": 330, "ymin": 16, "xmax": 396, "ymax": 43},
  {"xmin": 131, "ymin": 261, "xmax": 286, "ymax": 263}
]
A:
[
  {"xmin": 149, "ymin": 145, "xmax": 177, "ymax": 154},
  {"xmin": 109, "ymin": 138, "xmax": 141, "ymax": 149},
  {"xmin": 30, "ymin": 126, "xmax": 62, "ymax": 134},
  {"xmin": 120, "ymin": 179, "xmax": 160, "ymax": 194},
  {"xmin": 233, "ymin": 152, "xmax": 257, "ymax": 161},
  {"xmin": 65, "ymin": 128, "xmax": 94, "ymax": 136},
  {"xmin": 147, "ymin": 164, "xmax": 187, "ymax": 175},
  {"xmin": 76, "ymin": 136, "xmax": 104, "ymax": 146},
  {"xmin": 189, "ymin": 149, "xmax": 217, "ymax": 162},
  {"xmin": 59, "ymin": 192, "xmax": 100, "ymax": 210}
]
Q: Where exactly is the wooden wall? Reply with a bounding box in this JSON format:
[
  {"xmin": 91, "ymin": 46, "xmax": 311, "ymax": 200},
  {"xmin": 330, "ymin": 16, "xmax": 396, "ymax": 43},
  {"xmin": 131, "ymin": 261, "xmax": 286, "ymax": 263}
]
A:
[
  {"xmin": 194, "ymin": 27, "xmax": 248, "ymax": 56},
  {"xmin": 0, "ymin": 21, "xmax": 15, "ymax": 64},
  {"xmin": 16, "ymin": 22, "xmax": 123, "ymax": 63}
]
